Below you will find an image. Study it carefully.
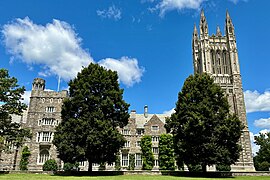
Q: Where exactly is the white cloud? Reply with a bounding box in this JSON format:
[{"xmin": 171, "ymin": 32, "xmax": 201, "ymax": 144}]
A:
[
  {"xmin": 2, "ymin": 17, "xmax": 93, "ymax": 81},
  {"xmin": 250, "ymin": 129, "xmax": 269, "ymax": 155},
  {"xmin": 147, "ymin": 0, "xmax": 248, "ymax": 16},
  {"xmin": 228, "ymin": 0, "xmax": 248, "ymax": 4},
  {"xmin": 244, "ymin": 90, "xmax": 270, "ymax": 113},
  {"xmin": 152, "ymin": 0, "xmax": 207, "ymax": 16},
  {"xmin": 99, "ymin": 57, "xmax": 145, "ymax": 87},
  {"xmin": 2, "ymin": 17, "xmax": 145, "ymax": 87},
  {"xmin": 163, "ymin": 108, "xmax": 175, "ymax": 115},
  {"xmin": 97, "ymin": 5, "xmax": 122, "ymax": 21},
  {"xmin": 254, "ymin": 117, "xmax": 270, "ymax": 129},
  {"xmin": 21, "ymin": 90, "xmax": 31, "ymax": 105}
]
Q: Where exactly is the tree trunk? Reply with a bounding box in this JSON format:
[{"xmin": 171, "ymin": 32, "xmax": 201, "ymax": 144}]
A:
[
  {"xmin": 88, "ymin": 160, "xmax": 92, "ymax": 172},
  {"xmin": 13, "ymin": 148, "xmax": 18, "ymax": 170},
  {"xmin": 202, "ymin": 164, "xmax": 207, "ymax": 173}
]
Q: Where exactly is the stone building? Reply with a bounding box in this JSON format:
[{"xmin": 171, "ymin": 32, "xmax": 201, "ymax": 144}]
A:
[
  {"xmin": 1, "ymin": 77, "xmax": 168, "ymax": 171},
  {"xmin": 117, "ymin": 107, "xmax": 167, "ymax": 170},
  {"xmin": 1, "ymin": 10, "xmax": 254, "ymax": 171},
  {"xmin": 192, "ymin": 10, "xmax": 254, "ymax": 171},
  {"xmin": 23, "ymin": 78, "xmax": 68, "ymax": 170},
  {"xmin": 0, "ymin": 112, "xmax": 28, "ymax": 170},
  {"xmin": 72, "ymin": 106, "xmax": 168, "ymax": 171}
]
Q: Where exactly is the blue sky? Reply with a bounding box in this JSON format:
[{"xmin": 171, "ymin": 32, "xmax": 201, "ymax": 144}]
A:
[{"xmin": 1, "ymin": 0, "xmax": 270, "ymax": 154}]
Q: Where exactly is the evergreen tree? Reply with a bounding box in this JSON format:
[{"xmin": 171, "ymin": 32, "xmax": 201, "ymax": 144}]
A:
[
  {"xmin": 141, "ymin": 135, "xmax": 154, "ymax": 170},
  {"xmin": 166, "ymin": 73, "xmax": 243, "ymax": 172},
  {"xmin": 254, "ymin": 132, "xmax": 270, "ymax": 171},
  {"xmin": 53, "ymin": 63, "xmax": 130, "ymax": 171},
  {"xmin": 158, "ymin": 134, "xmax": 175, "ymax": 170},
  {"xmin": 0, "ymin": 69, "xmax": 28, "ymax": 162}
]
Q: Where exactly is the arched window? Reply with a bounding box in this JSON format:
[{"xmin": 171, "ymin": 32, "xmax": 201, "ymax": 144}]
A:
[
  {"xmin": 211, "ymin": 50, "xmax": 216, "ymax": 74},
  {"xmin": 38, "ymin": 149, "xmax": 50, "ymax": 164},
  {"xmin": 222, "ymin": 51, "xmax": 227, "ymax": 65},
  {"xmin": 216, "ymin": 51, "xmax": 221, "ymax": 65}
]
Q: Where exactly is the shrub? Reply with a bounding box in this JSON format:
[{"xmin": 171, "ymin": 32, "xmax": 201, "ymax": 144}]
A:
[
  {"xmin": 187, "ymin": 164, "xmax": 202, "ymax": 172},
  {"xmin": 19, "ymin": 146, "xmax": 31, "ymax": 170},
  {"xmin": 98, "ymin": 162, "xmax": 106, "ymax": 171},
  {"xmin": 43, "ymin": 159, "xmax": 58, "ymax": 171},
  {"xmin": 216, "ymin": 164, "xmax": 231, "ymax": 171},
  {"xmin": 63, "ymin": 162, "xmax": 79, "ymax": 171},
  {"xmin": 257, "ymin": 161, "xmax": 270, "ymax": 171}
]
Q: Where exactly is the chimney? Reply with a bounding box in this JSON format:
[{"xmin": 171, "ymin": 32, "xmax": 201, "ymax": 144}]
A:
[
  {"xmin": 144, "ymin": 105, "xmax": 148, "ymax": 118},
  {"xmin": 130, "ymin": 110, "xmax": 136, "ymax": 119}
]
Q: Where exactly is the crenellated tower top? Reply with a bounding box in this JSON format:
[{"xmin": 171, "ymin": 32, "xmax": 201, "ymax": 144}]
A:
[{"xmin": 32, "ymin": 78, "xmax": 45, "ymax": 91}]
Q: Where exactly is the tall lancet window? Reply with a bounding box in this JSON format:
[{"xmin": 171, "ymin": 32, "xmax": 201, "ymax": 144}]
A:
[
  {"xmin": 216, "ymin": 50, "xmax": 222, "ymax": 74},
  {"xmin": 222, "ymin": 50, "xmax": 228, "ymax": 74},
  {"xmin": 211, "ymin": 50, "xmax": 216, "ymax": 74}
]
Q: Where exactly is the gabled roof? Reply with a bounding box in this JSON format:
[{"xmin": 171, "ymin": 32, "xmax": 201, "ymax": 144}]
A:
[{"xmin": 133, "ymin": 113, "xmax": 168, "ymax": 128}]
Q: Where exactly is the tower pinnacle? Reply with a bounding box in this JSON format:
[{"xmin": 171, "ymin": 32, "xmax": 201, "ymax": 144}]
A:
[
  {"xmin": 199, "ymin": 9, "xmax": 208, "ymax": 36},
  {"xmin": 216, "ymin": 25, "xmax": 222, "ymax": 36}
]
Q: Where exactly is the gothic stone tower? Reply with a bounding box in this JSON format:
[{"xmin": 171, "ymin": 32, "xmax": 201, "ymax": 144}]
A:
[
  {"xmin": 192, "ymin": 10, "xmax": 254, "ymax": 171},
  {"xmin": 24, "ymin": 78, "xmax": 68, "ymax": 170}
]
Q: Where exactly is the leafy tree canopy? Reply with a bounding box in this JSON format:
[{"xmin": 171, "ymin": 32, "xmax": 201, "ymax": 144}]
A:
[
  {"xmin": 0, "ymin": 68, "xmax": 27, "ymax": 136},
  {"xmin": 53, "ymin": 63, "xmax": 130, "ymax": 171},
  {"xmin": 254, "ymin": 132, "xmax": 270, "ymax": 171},
  {"xmin": 166, "ymin": 73, "xmax": 243, "ymax": 172},
  {"xmin": 0, "ymin": 69, "xmax": 28, "ymax": 159}
]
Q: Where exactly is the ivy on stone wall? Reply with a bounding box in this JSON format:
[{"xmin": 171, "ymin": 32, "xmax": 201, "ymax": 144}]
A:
[
  {"xmin": 19, "ymin": 146, "xmax": 31, "ymax": 170},
  {"xmin": 141, "ymin": 135, "xmax": 154, "ymax": 170},
  {"xmin": 158, "ymin": 134, "xmax": 175, "ymax": 170},
  {"xmin": 115, "ymin": 153, "xmax": 121, "ymax": 171},
  {"xmin": 128, "ymin": 154, "xmax": 135, "ymax": 170}
]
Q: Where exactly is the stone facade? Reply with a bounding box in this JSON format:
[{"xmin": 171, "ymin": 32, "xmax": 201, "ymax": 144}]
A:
[
  {"xmin": 192, "ymin": 10, "xmax": 254, "ymax": 171},
  {"xmin": 118, "ymin": 108, "xmax": 167, "ymax": 170},
  {"xmin": 1, "ymin": 81, "xmax": 168, "ymax": 171},
  {"xmin": 0, "ymin": 110, "xmax": 28, "ymax": 170},
  {"xmin": 23, "ymin": 78, "xmax": 68, "ymax": 170},
  {"xmin": 80, "ymin": 106, "xmax": 168, "ymax": 171}
]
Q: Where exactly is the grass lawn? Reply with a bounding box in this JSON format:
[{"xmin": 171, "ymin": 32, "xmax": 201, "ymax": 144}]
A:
[{"xmin": 0, "ymin": 174, "xmax": 270, "ymax": 180}]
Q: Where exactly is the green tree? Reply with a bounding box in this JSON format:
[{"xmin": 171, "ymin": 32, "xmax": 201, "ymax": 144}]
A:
[
  {"xmin": 141, "ymin": 135, "xmax": 154, "ymax": 170},
  {"xmin": 0, "ymin": 69, "xmax": 28, "ymax": 162},
  {"xmin": 19, "ymin": 146, "xmax": 31, "ymax": 170},
  {"xmin": 158, "ymin": 134, "xmax": 175, "ymax": 170},
  {"xmin": 166, "ymin": 73, "xmax": 243, "ymax": 172},
  {"xmin": 254, "ymin": 132, "xmax": 270, "ymax": 171},
  {"xmin": 53, "ymin": 63, "xmax": 130, "ymax": 171}
]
